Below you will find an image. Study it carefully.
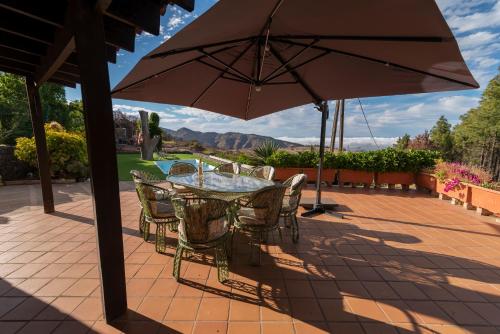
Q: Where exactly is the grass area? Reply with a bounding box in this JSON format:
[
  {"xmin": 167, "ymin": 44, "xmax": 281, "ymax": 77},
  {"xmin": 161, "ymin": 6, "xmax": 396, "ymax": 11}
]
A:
[{"xmin": 116, "ymin": 153, "xmax": 196, "ymax": 181}]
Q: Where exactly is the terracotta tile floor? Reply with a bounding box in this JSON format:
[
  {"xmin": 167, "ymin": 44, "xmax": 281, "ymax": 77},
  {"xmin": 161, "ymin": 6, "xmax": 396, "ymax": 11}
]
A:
[{"xmin": 1, "ymin": 182, "xmax": 500, "ymax": 333}]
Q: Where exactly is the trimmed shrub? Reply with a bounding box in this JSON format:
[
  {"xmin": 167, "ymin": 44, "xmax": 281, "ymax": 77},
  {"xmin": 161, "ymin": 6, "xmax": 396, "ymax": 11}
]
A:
[{"xmin": 15, "ymin": 122, "xmax": 88, "ymax": 179}]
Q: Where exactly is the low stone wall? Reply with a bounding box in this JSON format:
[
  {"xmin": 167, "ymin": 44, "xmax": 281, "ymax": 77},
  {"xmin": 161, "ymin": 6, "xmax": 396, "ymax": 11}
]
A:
[{"xmin": 0, "ymin": 145, "xmax": 33, "ymax": 181}]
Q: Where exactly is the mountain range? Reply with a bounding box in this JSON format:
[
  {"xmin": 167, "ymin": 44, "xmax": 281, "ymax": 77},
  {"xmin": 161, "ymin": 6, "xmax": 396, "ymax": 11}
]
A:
[{"xmin": 162, "ymin": 127, "xmax": 301, "ymax": 150}]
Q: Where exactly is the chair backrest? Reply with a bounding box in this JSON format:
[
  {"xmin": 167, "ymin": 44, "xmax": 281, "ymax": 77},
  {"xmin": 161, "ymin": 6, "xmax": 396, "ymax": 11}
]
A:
[
  {"xmin": 172, "ymin": 197, "xmax": 230, "ymax": 243},
  {"xmin": 283, "ymin": 173, "xmax": 307, "ymax": 210},
  {"xmin": 245, "ymin": 185, "xmax": 286, "ymax": 227},
  {"xmin": 130, "ymin": 169, "xmax": 160, "ymax": 183},
  {"xmin": 250, "ymin": 166, "xmax": 275, "ymax": 180},
  {"xmin": 215, "ymin": 162, "xmax": 240, "ymax": 174},
  {"xmin": 132, "ymin": 177, "xmax": 174, "ymax": 218},
  {"xmin": 168, "ymin": 162, "xmax": 196, "ymax": 176}
]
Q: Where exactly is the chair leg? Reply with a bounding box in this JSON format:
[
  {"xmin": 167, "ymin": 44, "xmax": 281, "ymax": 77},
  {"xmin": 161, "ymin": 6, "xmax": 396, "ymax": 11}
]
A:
[
  {"xmin": 291, "ymin": 214, "xmax": 299, "ymax": 243},
  {"xmin": 143, "ymin": 220, "xmax": 151, "ymax": 241},
  {"xmin": 173, "ymin": 245, "xmax": 184, "ymax": 281},
  {"xmin": 284, "ymin": 215, "xmax": 291, "ymax": 228},
  {"xmin": 139, "ymin": 208, "xmax": 144, "ymax": 234},
  {"xmin": 249, "ymin": 232, "xmax": 261, "ymax": 266},
  {"xmin": 215, "ymin": 244, "xmax": 229, "ymax": 282},
  {"xmin": 155, "ymin": 223, "xmax": 167, "ymax": 253},
  {"xmin": 226, "ymin": 227, "xmax": 235, "ymax": 261},
  {"xmin": 168, "ymin": 221, "xmax": 178, "ymax": 233}
]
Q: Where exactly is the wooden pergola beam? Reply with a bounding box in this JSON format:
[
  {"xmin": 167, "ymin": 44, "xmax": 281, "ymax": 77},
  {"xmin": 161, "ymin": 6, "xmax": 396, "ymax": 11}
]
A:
[
  {"xmin": 34, "ymin": 29, "xmax": 74, "ymax": 85},
  {"xmin": 25, "ymin": 78, "xmax": 55, "ymax": 214},
  {"xmin": 71, "ymin": 0, "xmax": 127, "ymax": 322}
]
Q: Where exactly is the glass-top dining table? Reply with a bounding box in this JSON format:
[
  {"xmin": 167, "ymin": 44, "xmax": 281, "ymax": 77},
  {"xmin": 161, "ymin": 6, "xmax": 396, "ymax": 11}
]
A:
[{"xmin": 166, "ymin": 171, "xmax": 275, "ymax": 201}]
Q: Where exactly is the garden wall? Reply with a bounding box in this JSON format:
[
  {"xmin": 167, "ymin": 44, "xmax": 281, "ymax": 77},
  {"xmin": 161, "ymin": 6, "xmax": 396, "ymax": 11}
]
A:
[{"xmin": 0, "ymin": 145, "xmax": 32, "ymax": 181}]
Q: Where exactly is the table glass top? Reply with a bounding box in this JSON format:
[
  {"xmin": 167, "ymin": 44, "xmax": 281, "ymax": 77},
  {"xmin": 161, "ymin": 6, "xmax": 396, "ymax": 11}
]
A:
[{"xmin": 166, "ymin": 171, "xmax": 274, "ymax": 193}]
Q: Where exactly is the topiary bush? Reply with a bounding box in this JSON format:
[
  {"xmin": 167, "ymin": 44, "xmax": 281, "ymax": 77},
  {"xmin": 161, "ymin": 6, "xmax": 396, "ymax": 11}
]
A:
[{"xmin": 15, "ymin": 122, "xmax": 88, "ymax": 179}]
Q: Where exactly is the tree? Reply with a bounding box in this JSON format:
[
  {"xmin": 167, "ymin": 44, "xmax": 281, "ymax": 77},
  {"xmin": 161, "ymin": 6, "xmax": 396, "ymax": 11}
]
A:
[
  {"xmin": 408, "ymin": 130, "xmax": 434, "ymax": 150},
  {"xmin": 138, "ymin": 110, "xmax": 160, "ymax": 160},
  {"xmin": 0, "ymin": 72, "xmax": 85, "ymax": 144},
  {"xmin": 148, "ymin": 112, "xmax": 162, "ymax": 150},
  {"xmin": 453, "ymin": 71, "xmax": 500, "ymax": 180},
  {"xmin": 66, "ymin": 100, "xmax": 85, "ymax": 133},
  {"xmin": 430, "ymin": 115, "xmax": 454, "ymax": 161},
  {"xmin": 394, "ymin": 133, "xmax": 410, "ymax": 150}
]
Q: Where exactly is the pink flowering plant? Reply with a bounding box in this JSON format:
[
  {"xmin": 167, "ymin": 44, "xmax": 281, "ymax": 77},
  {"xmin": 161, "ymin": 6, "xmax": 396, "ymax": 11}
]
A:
[{"xmin": 434, "ymin": 162, "xmax": 493, "ymax": 192}]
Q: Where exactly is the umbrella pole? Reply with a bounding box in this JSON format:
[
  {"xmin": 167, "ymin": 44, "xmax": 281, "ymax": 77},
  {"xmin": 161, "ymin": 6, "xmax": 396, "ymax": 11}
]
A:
[{"xmin": 302, "ymin": 101, "xmax": 343, "ymax": 218}]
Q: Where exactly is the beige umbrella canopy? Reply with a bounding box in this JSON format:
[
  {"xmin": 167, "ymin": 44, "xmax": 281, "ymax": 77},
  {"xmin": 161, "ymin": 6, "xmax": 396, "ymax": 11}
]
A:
[
  {"xmin": 112, "ymin": 0, "xmax": 478, "ymax": 120},
  {"xmin": 112, "ymin": 0, "xmax": 477, "ymax": 215}
]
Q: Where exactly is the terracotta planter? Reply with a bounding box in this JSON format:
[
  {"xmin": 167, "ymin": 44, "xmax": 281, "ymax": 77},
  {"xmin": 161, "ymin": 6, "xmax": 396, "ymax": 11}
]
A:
[
  {"xmin": 376, "ymin": 172, "xmax": 415, "ymax": 188},
  {"xmin": 273, "ymin": 167, "xmax": 335, "ymax": 186},
  {"xmin": 416, "ymin": 173, "xmax": 437, "ymax": 193},
  {"xmin": 338, "ymin": 169, "xmax": 373, "ymax": 187},
  {"xmin": 469, "ymin": 184, "xmax": 500, "ymax": 215},
  {"xmin": 436, "ymin": 179, "xmax": 471, "ymax": 203},
  {"xmin": 273, "ymin": 167, "xmax": 302, "ymax": 182}
]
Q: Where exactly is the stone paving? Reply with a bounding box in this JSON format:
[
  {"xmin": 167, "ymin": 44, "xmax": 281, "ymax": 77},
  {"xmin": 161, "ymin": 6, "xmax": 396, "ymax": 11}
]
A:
[{"xmin": 1, "ymin": 182, "xmax": 500, "ymax": 333}]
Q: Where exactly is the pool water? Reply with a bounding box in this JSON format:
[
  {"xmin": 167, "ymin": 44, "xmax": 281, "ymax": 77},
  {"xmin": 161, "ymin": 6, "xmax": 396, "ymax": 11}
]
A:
[{"xmin": 155, "ymin": 159, "xmax": 214, "ymax": 175}]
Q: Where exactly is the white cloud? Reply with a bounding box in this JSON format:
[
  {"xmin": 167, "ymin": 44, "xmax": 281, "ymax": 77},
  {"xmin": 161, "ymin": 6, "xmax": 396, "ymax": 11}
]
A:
[
  {"xmin": 457, "ymin": 31, "xmax": 499, "ymax": 48},
  {"xmin": 447, "ymin": 0, "xmax": 500, "ymax": 32}
]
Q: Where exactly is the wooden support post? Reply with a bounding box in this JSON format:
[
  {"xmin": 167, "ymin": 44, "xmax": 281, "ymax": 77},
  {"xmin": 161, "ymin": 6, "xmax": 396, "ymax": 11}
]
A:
[
  {"xmin": 25, "ymin": 78, "xmax": 54, "ymax": 213},
  {"xmin": 339, "ymin": 99, "xmax": 345, "ymax": 152},
  {"xmin": 329, "ymin": 100, "xmax": 340, "ymax": 152},
  {"xmin": 71, "ymin": 0, "xmax": 127, "ymax": 322}
]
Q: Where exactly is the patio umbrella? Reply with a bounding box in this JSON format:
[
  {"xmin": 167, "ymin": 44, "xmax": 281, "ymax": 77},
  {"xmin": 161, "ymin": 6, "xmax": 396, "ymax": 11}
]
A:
[{"xmin": 112, "ymin": 0, "xmax": 478, "ymax": 216}]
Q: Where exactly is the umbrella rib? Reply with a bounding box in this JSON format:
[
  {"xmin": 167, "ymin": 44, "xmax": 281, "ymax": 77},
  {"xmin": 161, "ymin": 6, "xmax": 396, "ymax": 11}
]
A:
[
  {"xmin": 262, "ymin": 39, "xmax": 320, "ymax": 82},
  {"xmin": 196, "ymin": 59, "xmax": 250, "ymax": 82},
  {"xmin": 268, "ymin": 42, "xmax": 323, "ymax": 104},
  {"xmin": 111, "ymin": 44, "xmax": 241, "ymax": 94},
  {"xmin": 147, "ymin": 37, "xmax": 255, "ymax": 59},
  {"xmin": 269, "ymin": 35, "xmax": 448, "ymax": 43},
  {"xmin": 274, "ymin": 38, "xmax": 479, "ymax": 89},
  {"xmin": 264, "ymin": 50, "xmax": 329, "ymax": 83},
  {"xmin": 198, "ymin": 50, "xmax": 253, "ymax": 82},
  {"xmin": 190, "ymin": 39, "xmax": 257, "ymax": 107}
]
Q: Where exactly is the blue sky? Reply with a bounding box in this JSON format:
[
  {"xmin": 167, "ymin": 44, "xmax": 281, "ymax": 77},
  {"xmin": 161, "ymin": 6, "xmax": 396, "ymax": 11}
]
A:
[{"xmin": 66, "ymin": 0, "xmax": 500, "ymax": 145}]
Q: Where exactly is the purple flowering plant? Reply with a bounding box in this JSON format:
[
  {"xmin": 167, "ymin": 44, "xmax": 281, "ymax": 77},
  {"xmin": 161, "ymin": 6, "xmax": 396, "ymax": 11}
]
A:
[{"xmin": 435, "ymin": 162, "xmax": 492, "ymax": 192}]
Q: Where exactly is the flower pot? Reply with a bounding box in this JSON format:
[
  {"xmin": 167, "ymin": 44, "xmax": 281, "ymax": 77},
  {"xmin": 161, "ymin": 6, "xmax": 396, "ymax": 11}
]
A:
[
  {"xmin": 273, "ymin": 167, "xmax": 335, "ymax": 186},
  {"xmin": 338, "ymin": 169, "xmax": 373, "ymax": 188},
  {"xmin": 436, "ymin": 179, "xmax": 471, "ymax": 203},
  {"xmin": 301, "ymin": 168, "xmax": 335, "ymax": 186},
  {"xmin": 469, "ymin": 184, "xmax": 500, "ymax": 216},
  {"xmin": 416, "ymin": 172, "xmax": 437, "ymax": 193},
  {"xmin": 376, "ymin": 172, "xmax": 415, "ymax": 189},
  {"xmin": 273, "ymin": 167, "xmax": 302, "ymax": 182}
]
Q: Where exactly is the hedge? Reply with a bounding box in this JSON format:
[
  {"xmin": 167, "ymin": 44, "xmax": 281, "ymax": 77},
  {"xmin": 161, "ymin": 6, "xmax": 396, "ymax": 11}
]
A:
[{"xmin": 265, "ymin": 148, "xmax": 439, "ymax": 173}]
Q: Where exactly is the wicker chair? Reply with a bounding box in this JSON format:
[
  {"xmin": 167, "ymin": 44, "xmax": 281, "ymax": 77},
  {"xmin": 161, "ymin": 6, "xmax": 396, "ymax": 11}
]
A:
[
  {"xmin": 171, "ymin": 197, "xmax": 231, "ymax": 282},
  {"xmin": 234, "ymin": 185, "xmax": 286, "ymax": 265},
  {"xmin": 130, "ymin": 170, "xmax": 173, "ymax": 234},
  {"xmin": 168, "ymin": 161, "xmax": 197, "ymax": 175},
  {"xmin": 133, "ymin": 179, "xmax": 179, "ymax": 253},
  {"xmin": 280, "ymin": 174, "xmax": 307, "ymax": 243},
  {"xmin": 249, "ymin": 166, "xmax": 275, "ymax": 180},
  {"xmin": 214, "ymin": 162, "xmax": 240, "ymax": 174}
]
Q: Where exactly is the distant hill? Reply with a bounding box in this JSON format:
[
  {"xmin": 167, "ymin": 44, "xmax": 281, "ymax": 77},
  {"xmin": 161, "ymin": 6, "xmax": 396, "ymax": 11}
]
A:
[{"xmin": 162, "ymin": 127, "xmax": 302, "ymax": 150}]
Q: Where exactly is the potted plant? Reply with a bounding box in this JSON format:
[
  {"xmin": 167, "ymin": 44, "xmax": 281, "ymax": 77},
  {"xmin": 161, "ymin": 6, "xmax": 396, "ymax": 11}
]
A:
[
  {"xmin": 434, "ymin": 162, "xmax": 493, "ymax": 208},
  {"xmin": 375, "ymin": 149, "xmax": 438, "ymax": 190},
  {"xmin": 336, "ymin": 151, "xmax": 374, "ymax": 187}
]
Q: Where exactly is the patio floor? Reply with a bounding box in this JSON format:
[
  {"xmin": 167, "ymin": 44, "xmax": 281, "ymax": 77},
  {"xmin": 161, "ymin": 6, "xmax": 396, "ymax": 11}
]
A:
[{"xmin": 1, "ymin": 182, "xmax": 500, "ymax": 334}]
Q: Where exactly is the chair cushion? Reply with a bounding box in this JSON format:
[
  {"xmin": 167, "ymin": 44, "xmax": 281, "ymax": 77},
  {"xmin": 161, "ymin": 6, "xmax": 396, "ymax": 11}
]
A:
[
  {"xmin": 149, "ymin": 200, "xmax": 176, "ymax": 218},
  {"xmin": 281, "ymin": 195, "xmax": 299, "ymax": 213},
  {"xmin": 178, "ymin": 216, "xmax": 229, "ymax": 242},
  {"xmin": 143, "ymin": 186, "xmax": 169, "ymax": 201},
  {"xmin": 237, "ymin": 207, "xmax": 268, "ymax": 225}
]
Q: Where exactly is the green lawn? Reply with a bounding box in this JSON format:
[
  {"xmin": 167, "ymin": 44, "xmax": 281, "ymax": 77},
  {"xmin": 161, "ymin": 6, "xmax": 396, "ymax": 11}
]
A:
[{"xmin": 116, "ymin": 153, "xmax": 196, "ymax": 181}]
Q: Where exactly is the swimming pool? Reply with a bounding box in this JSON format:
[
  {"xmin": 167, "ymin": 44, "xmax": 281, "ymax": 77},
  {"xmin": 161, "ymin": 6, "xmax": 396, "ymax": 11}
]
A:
[{"xmin": 155, "ymin": 159, "xmax": 215, "ymax": 175}]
